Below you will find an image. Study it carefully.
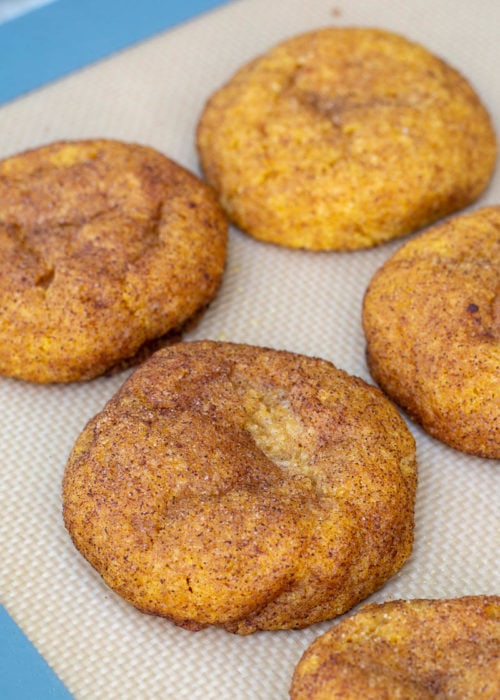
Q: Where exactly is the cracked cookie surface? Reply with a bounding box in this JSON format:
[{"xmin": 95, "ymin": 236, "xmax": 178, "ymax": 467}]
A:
[
  {"xmin": 290, "ymin": 596, "xmax": 500, "ymax": 699},
  {"xmin": 196, "ymin": 27, "xmax": 496, "ymax": 250},
  {"xmin": 0, "ymin": 139, "xmax": 227, "ymax": 382},
  {"xmin": 362, "ymin": 205, "xmax": 500, "ymax": 458},
  {"xmin": 62, "ymin": 340, "xmax": 417, "ymax": 634}
]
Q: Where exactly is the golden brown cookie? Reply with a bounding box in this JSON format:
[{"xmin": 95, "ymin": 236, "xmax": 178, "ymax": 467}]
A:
[
  {"xmin": 62, "ymin": 340, "xmax": 417, "ymax": 634},
  {"xmin": 196, "ymin": 27, "xmax": 496, "ymax": 251},
  {"xmin": 362, "ymin": 206, "xmax": 500, "ymax": 458},
  {"xmin": 0, "ymin": 139, "xmax": 227, "ymax": 382},
  {"xmin": 290, "ymin": 595, "xmax": 500, "ymax": 699}
]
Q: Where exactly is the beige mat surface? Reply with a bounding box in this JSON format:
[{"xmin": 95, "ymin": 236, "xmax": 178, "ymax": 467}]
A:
[{"xmin": 0, "ymin": 0, "xmax": 498, "ymax": 697}]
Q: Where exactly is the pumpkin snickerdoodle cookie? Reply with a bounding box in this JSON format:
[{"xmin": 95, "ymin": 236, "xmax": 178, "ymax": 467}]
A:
[
  {"xmin": 63, "ymin": 340, "xmax": 417, "ymax": 634},
  {"xmin": 363, "ymin": 205, "xmax": 500, "ymax": 458},
  {"xmin": 0, "ymin": 139, "xmax": 227, "ymax": 382},
  {"xmin": 197, "ymin": 27, "xmax": 496, "ymax": 250},
  {"xmin": 290, "ymin": 596, "xmax": 500, "ymax": 699}
]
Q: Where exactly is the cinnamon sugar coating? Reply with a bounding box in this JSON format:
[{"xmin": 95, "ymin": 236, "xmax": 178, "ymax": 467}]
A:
[
  {"xmin": 363, "ymin": 205, "xmax": 500, "ymax": 458},
  {"xmin": 63, "ymin": 341, "xmax": 417, "ymax": 634},
  {"xmin": 0, "ymin": 139, "xmax": 227, "ymax": 382},
  {"xmin": 197, "ymin": 27, "xmax": 496, "ymax": 250},
  {"xmin": 291, "ymin": 596, "xmax": 500, "ymax": 699}
]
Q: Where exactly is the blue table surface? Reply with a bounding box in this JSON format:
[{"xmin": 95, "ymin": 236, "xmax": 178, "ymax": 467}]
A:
[
  {"xmin": 0, "ymin": 2, "xmax": 233, "ymax": 696},
  {"xmin": 0, "ymin": 0, "xmax": 234, "ymax": 104}
]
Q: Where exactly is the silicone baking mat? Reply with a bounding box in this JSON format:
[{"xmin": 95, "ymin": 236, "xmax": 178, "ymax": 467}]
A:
[{"xmin": 0, "ymin": 1, "xmax": 498, "ymax": 698}]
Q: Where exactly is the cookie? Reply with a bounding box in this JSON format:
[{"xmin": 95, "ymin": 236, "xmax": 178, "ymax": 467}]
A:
[
  {"xmin": 62, "ymin": 340, "xmax": 417, "ymax": 634},
  {"xmin": 196, "ymin": 27, "xmax": 496, "ymax": 250},
  {"xmin": 0, "ymin": 139, "xmax": 227, "ymax": 382},
  {"xmin": 362, "ymin": 205, "xmax": 500, "ymax": 458},
  {"xmin": 290, "ymin": 596, "xmax": 500, "ymax": 699}
]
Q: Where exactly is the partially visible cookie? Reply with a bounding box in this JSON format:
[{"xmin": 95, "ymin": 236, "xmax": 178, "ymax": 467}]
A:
[
  {"xmin": 197, "ymin": 27, "xmax": 496, "ymax": 250},
  {"xmin": 63, "ymin": 340, "xmax": 417, "ymax": 634},
  {"xmin": 0, "ymin": 139, "xmax": 227, "ymax": 382},
  {"xmin": 290, "ymin": 596, "xmax": 500, "ymax": 699},
  {"xmin": 362, "ymin": 205, "xmax": 500, "ymax": 458}
]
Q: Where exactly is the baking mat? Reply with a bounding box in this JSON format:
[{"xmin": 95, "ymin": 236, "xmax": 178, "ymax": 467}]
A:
[{"xmin": 0, "ymin": 1, "xmax": 498, "ymax": 698}]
